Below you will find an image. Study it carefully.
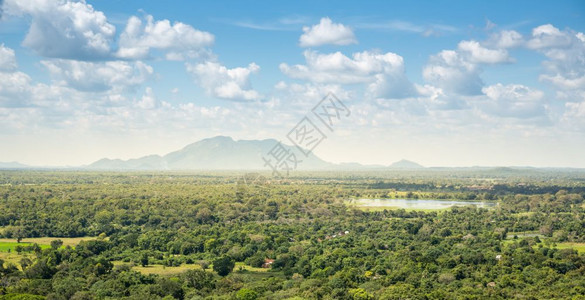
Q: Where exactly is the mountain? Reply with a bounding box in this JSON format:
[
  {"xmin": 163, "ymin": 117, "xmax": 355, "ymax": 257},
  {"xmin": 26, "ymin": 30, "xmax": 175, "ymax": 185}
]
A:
[
  {"xmin": 388, "ymin": 159, "xmax": 424, "ymax": 169},
  {"xmin": 0, "ymin": 161, "xmax": 30, "ymax": 169},
  {"xmin": 88, "ymin": 136, "xmax": 333, "ymax": 170},
  {"xmin": 89, "ymin": 155, "xmax": 166, "ymax": 170}
]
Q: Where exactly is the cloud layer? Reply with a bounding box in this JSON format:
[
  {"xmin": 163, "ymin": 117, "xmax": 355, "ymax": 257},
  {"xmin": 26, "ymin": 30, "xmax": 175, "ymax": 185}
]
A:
[
  {"xmin": 299, "ymin": 17, "xmax": 357, "ymax": 47},
  {"xmin": 117, "ymin": 15, "xmax": 214, "ymax": 60},
  {"xmin": 0, "ymin": 0, "xmax": 584, "ymax": 167},
  {"xmin": 5, "ymin": 0, "xmax": 115, "ymax": 60},
  {"xmin": 187, "ymin": 62, "xmax": 262, "ymax": 101},
  {"xmin": 280, "ymin": 50, "xmax": 415, "ymax": 98}
]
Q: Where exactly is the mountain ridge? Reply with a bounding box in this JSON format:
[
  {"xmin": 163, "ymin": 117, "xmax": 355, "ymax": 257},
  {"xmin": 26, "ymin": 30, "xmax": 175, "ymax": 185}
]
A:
[
  {"xmin": 87, "ymin": 136, "xmax": 335, "ymax": 171},
  {"xmin": 5, "ymin": 136, "xmax": 582, "ymax": 171},
  {"xmin": 85, "ymin": 136, "xmax": 424, "ymax": 171}
]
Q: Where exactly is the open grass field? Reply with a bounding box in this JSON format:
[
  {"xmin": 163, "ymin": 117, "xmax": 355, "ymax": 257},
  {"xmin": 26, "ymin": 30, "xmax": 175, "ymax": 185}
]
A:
[
  {"xmin": 0, "ymin": 252, "xmax": 31, "ymax": 266},
  {"xmin": 0, "ymin": 241, "xmax": 50, "ymax": 252},
  {"xmin": 234, "ymin": 262, "xmax": 270, "ymax": 272},
  {"xmin": 112, "ymin": 261, "xmax": 271, "ymax": 276},
  {"xmin": 0, "ymin": 237, "xmax": 99, "ymax": 252},
  {"xmin": 553, "ymin": 242, "xmax": 585, "ymax": 253},
  {"xmin": 345, "ymin": 201, "xmax": 451, "ymax": 212},
  {"xmin": 505, "ymin": 231, "xmax": 543, "ymax": 240},
  {"xmin": 131, "ymin": 263, "xmax": 203, "ymax": 276},
  {"xmin": 503, "ymin": 237, "xmax": 585, "ymax": 254}
]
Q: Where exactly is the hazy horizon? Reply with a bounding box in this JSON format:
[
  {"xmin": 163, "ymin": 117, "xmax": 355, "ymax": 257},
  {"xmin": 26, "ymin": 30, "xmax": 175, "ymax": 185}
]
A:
[
  {"xmin": 1, "ymin": 135, "xmax": 583, "ymax": 169},
  {"xmin": 1, "ymin": 1, "xmax": 584, "ymax": 168}
]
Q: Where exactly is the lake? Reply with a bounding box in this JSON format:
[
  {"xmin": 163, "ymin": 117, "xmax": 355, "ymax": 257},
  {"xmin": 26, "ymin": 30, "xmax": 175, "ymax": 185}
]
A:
[{"xmin": 349, "ymin": 198, "xmax": 497, "ymax": 210}]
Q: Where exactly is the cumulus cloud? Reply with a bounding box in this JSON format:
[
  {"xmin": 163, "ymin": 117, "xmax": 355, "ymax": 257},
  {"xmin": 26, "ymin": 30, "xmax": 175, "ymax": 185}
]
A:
[
  {"xmin": 457, "ymin": 40, "xmax": 513, "ymax": 64},
  {"xmin": 186, "ymin": 61, "xmax": 262, "ymax": 101},
  {"xmin": 0, "ymin": 71, "xmax": 33, "ymax": 107},
  {"xmin": 526, "ymin": 25, "xmax": 585, "ymax": 98},
  {"xmin": 423, "ymin": 37, "xmax": 515, "ymax": 96},
  {"xmin": 481, "ymin": 84, "xmax": 547, "ymax": 119},
  {"xmin": 41, "ymin": 59, "xmax": 154, "ymax": 92},
  {"xmin": 299, "ymin": 17, "xmax": 357, "ymax": 47},
  {"xmin": 3, "ymin": 1, "xmax": 214, "ymax": 61},
  {"xmin": 135, "ymin": 87, "xmax": 158, "ymax": 110},
  {"xmin": 423, "ymin": 50, "xmax": 484, "ymax": 96},
  {"xmin": 280, "ymin": 50, "xmax": 415, "ymax": 98},
  {"xmin": 117, "ymin": 14, "xmax": 214, "ymax": 60},
  {"xmin": 0, "ymin": 44, "xmax": 17, "ymax": 72},
  {"xmin": 273, "ymin": 81, "xmax": 352, "ymax": 108},
  {"xmin": 463, "ymin": 24, "xmax": 585, "ymax": 102},
  {"xmin": 526, "ymin": 24, "xmax": 573, "ymax": 50},
  {"xmin": 562, "ymin": 101, "xmax": 585, "ymax": 129},
  {"xmin": 4, "ymin": 0, "xmax": 115, "ymax": 60},
  {"xmin": 0, "ymin": 45, "xmax": 34, "ymax": 107},
  {"xmin": 486, "ymin": 30, "xmax": 524, "ymax": 48}
]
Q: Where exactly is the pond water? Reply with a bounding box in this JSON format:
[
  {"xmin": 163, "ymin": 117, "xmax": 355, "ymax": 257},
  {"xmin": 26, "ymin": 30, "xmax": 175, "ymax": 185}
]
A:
[{"xmin": 349, "ymin": 198, "xmax": 497, "ymax": 210}]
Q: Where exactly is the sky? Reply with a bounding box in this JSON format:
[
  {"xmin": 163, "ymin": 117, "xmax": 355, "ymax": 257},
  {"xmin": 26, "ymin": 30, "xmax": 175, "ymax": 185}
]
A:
[{"xmin": 0, "ymin": 0, "xmax": 585, "ymax": 168}]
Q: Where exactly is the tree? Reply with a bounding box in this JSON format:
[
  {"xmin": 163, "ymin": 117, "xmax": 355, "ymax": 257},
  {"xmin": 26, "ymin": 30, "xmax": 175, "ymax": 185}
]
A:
[
  {"xmin": 19, "ymin": 257, "xmax": 32, "ymax": 270},
  {"xmin": 50, "ymin": 239, "xmax": 64, "ymax": 250},
  {"xmin": 246, "ymin": 254, "xmax": 264, "ymax": 268},
  {"xmin": 14, "ymin": 226, "xmax": 26, "ymax": 243},
  {"xmin": 141, "ymin": 252, "xmax": 149, "ymax": 267},
  {"xmin": 236, "ymin": 288, "xmax": 258, "ymax": 300},
  {"xmin": 181, "ymin": 269, "xmax": 215, "ymax": 290},
  {"xmin": 349, "ymin": 288, "xmax": 374, "ymax": 300},
  {"xmin": 198, "ymin": 260, "xmax": 209, "ymax": 270},
  {"xmin": 213, "ymin": 256, "xmax": 235, "ymax": 277}
]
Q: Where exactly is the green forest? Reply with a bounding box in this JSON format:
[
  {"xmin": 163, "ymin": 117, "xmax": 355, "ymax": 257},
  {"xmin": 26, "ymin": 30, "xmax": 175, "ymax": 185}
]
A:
[{"xmin": 0, "ymin": 170, "xmax": 584, "ymax": 299}]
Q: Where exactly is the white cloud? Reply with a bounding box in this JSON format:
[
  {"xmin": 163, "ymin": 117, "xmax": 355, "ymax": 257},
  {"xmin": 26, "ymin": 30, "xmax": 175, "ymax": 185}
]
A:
[
  {"xmin": 486, "ymin": 30, "xmax": 524, "ymax": 48},
  {"xmin": 272, "ymin": 81, "xmax": 352, "ymax": 108},
  {"xmin": 566, "ymin": 101, "xmax": 585, "ymax": 117},
  {"xmin": 186, "ymin": 61, "xmax": 262, "ymax": 101},
  {"xmin": 423, "ymin": 50, "xmax": 483, "ymax": 95},
  {"xmin": 0, "ymin": 71, "xmax": 33, "ymax": 107},
  {"xmin": 117, "ymin": 14, "xmax": 214, "ymax": 60},
  {"xmin": 280, "ymin": 50, "xmax": 415, "ymax": 98},
  {"xmin": 562, "ymin": 101, "xmax": 585, "ymax": 130},
  {"xmin": 478, "ymin": 25, "xmax": 585, "ymax": 101},
  {"xmin": 527, "ymin": 25, "xmax": 585, "ymax": 97},
  {"xmin": 526, "ymin": 24, "xmax": 573, "ymax": 50},
  {"xmin": 367, "ymin": 72, "xmax": 417, "ymax": 99},
  {"xmin": 457, "ymin": 40, "xmax": 513, "ymax": 64},
  {"xmin": 542, "ymin": 74, "xmax": 585, "ymax": 91},
  {"xmin": 135, "ymin": 87, "xmax": 158, "ymax": 110},
  {"xmin": 423, "ymin": 37, "xmax": 516, "ymax": 96},
  {"xmin": 41, "ymin": 59, "xmax": 154, "ymax": 92},
  {"xmin": 481, "ymin": 84, "xmax": 547, "ymax": 119},
  {"xmin": 0, "ymin": 44, "xmax": 17, "ymax": 72},
  {"xmin": 299, "ymin": 17, "xmax": 357, "ymax": 47},
  {"xmin": 4, "ymin": 0, "xmax": 115, "ymax": 59}
]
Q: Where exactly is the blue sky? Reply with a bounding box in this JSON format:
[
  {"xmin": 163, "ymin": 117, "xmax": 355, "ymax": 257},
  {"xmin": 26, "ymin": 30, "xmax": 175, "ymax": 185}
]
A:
[{"xmin": 1, "ymin": 0, "xmax": 584, "ymax": 167}]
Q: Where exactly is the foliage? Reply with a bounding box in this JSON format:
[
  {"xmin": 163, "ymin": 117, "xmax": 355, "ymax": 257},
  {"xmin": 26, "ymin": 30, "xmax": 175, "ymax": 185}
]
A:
[
  {"xmin": 0, "ymin": 170, "xmax": 584, "ymax": 299},
  {"xmin": 213, "ymin": 257, "xmax": 235, "ymax": 277}
]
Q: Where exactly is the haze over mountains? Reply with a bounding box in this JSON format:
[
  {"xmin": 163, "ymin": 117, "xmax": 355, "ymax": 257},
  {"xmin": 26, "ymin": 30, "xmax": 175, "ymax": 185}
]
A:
[
  {"xmin": 88, "ymin": 136, "xmax": 424, "ymax": 170},
  {"xmin": 0, "ymin": 136, "xmax": 425, "ymax": 171},
  {"xmin": 4, "ymin": 136, "xmax": 582, "ymax": 171},
  {"xmin": 88, "ymin": 136, "xmax": 335, "ymax": 170}
]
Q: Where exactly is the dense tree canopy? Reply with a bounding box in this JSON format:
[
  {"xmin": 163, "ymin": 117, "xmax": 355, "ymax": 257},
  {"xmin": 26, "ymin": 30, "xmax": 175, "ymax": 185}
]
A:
[{"xmin": 0, "ymin": 170, "xmax": 584, "ymax": 299}]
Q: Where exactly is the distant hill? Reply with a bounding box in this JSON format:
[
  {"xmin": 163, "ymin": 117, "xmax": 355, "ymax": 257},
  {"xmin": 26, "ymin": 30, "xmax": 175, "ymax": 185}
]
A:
[
  {"xmin": 3, "ymin": 145, "xmax": 583, "ymax": 172},
  {"xmin": 0, "ymin": 161, "xmax": 30, "ymax": 169},
  {"xmin": 388, "ymin": 159, "xmax": 424, "ymax": 169},
  {"xmin": 88, "ymin": 136, "xmax": 333, "ymax": 170}
]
